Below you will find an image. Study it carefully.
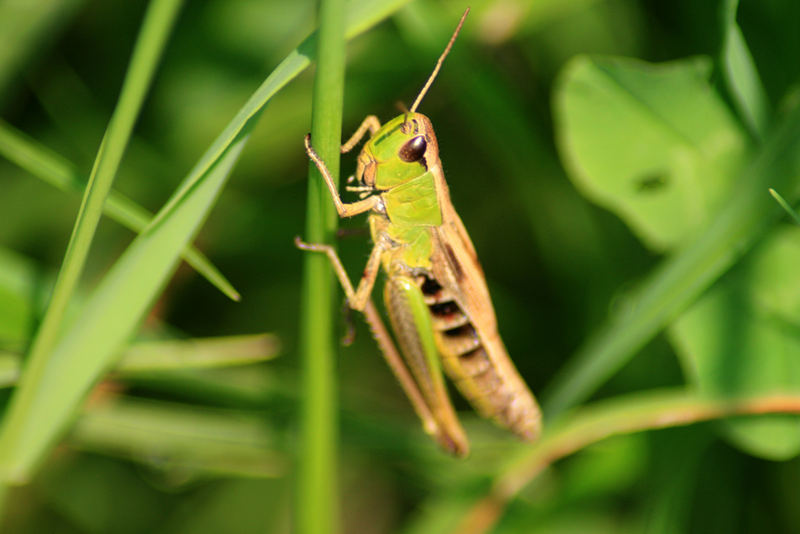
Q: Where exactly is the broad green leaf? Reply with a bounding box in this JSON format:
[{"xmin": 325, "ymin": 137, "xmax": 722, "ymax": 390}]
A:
[
  {"xmin": 670, "ymin": 226, "xmax": 800, "ymax": 459},
  {"xmin": 555, "ymin": 55, "xmax": 748, "ymax": 250},
  {"xmin": 546, "ymin": 60, "xmax": 800, "ymax": 428}
]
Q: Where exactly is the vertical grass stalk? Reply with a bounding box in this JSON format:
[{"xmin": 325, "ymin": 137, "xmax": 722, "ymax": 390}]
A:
[{"xmin": 297, "ymin": 0, "xmax": 345, "ymax": 532}]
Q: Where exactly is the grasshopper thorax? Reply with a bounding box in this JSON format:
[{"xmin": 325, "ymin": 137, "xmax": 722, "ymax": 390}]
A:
[{"xmin": 356, "ymin": 113, "xmax": 440, "ymax": 191}]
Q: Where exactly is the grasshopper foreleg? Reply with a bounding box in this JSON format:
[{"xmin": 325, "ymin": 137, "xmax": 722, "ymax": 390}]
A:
[
  {"xmin": 340, "ymin": 115, "xmax": 381, "ymax": 154},
  {"xmin": 305, "ymin": 135, "xmax": 381, "ymax": 218}
]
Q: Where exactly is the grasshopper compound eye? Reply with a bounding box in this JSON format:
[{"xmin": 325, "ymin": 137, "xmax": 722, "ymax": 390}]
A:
[{"xmin": 398, "ymin": 136, "xmax": 427, "ymax": 163}]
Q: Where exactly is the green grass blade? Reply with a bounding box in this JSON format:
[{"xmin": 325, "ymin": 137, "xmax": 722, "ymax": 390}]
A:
[
  {"xmin": 544, "ymin": 102, "xmax": 800, "ymax": 417},
  {"xmin": 0, "ymin": 119, "xmax": 241, "ymax": 301},
  {"xmin": 297, "ymin": 0, "xmax": 345, "ymax": 532},
  {"xmin": 4, "ymin": 0, "xmax": 185, "ymax": 472},
  {"xmin": 0, "ymin": 122, "xmax": 248, "ymax": 483},
  {"xmin": 720, "ymin": 0, "xmax": 770, "ymax": 139},
  {"xmin": 0, "ymin": 1, "xmax": 184, "ymax": 480},
  {"xmin": 769, "ymin": 188, "xmax": 800, "ymax": 226},
  {"xmin": 116, "ymin": 333, "xmax": 280, "ymax": 372},
  {"xmin": 0, "ymin": 333, "xmax": 279, "ymax": 388}
]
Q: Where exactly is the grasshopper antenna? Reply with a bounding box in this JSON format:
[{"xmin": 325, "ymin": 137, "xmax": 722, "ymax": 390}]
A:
[
  {"xmin": 395, "ymin": 101, "xmax": 411, "ymax": 132},
  {"xmin": 408, "ymin": 7, "xmax": 470, "ymax": 113}
]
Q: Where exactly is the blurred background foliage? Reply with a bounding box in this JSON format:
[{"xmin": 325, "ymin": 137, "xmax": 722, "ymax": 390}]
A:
[{"xmin": 1, "ymin": 0, "xmax": 800, "ymax": 532}]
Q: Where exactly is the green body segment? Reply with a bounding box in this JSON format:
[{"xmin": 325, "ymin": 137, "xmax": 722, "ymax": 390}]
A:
[
  {"xmin": 383, "ymin": 171, "xmax": 442, "ymax": 227},
  {"xmin": 369, "ymin": 169, "xmax": 442, "ymax": 272},
  {"xmin": 364, "ymin": 114, "xmax": 444, "ymax": 273}
]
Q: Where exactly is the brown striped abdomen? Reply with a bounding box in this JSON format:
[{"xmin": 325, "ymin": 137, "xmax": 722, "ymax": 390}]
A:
[{"xmin": 419, "ymin": 276, "xmax": 541, "ymax": 441}]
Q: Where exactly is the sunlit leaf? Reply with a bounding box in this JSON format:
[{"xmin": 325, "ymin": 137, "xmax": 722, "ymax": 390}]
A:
[{"xmin": 556, "ymin": 55, "xmax": 748, "ymax": 250}]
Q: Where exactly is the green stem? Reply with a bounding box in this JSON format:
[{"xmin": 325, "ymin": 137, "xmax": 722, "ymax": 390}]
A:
[
  {"xmin": 297, "ymin": 0, "xmax": 345, "ymax": 532},
  {"xmin": 457, "ymin": 390, "xmax": 800, "ymax": 534}
]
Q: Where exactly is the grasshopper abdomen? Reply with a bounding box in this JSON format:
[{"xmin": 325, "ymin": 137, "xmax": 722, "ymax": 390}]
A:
[{"xmin": 419, "ymin": 273, "xmax": 541, "ymax": 441}]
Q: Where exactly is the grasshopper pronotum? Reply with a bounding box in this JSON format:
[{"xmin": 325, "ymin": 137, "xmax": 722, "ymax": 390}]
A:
[{"xmin": 297, "ymin": 8, "xmax": 541, "ymax": 456}]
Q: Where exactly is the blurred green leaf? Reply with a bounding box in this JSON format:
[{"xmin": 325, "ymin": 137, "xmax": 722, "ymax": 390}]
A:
[
  {"xmin": 0, "ymin": 332, "xmax": 280, "ymax": 389},
  {"xmin": 117, "ymin": 333, "xmax": 280, "ymax": 372},
  {"xmin": 555, "ymin": 55, "xmax": 748, "ymax": 251},
  {"xmin": 670, "ymin": 226, "xmax": 800, "ymax": 459},
  {"xmin": 559, "ymin": 434, "xmax": 647, "ymax": 501},
  {"xmin": 0, "ymin": 0, "xmax": 84, "ymax": 101},
  {"xmin": 71, "ymin": 397, "xmax": 285, "ymax": 478},
  {"xmin": 0, "ymin": 247, "xmax": 50, "ymax": 347}
]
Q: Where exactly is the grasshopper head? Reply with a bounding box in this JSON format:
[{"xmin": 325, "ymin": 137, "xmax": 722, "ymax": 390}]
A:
[
  {"xmin": 355, "ymin": 8, "xmax": 467, "ymax": 192},
  {"xmin": 356, "ymin": 112, "xmax": 438, "ymax": 190}
]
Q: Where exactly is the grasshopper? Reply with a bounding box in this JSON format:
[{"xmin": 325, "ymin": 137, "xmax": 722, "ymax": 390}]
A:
[{"xmin": 297, "ymin": 8, "xmax": 541, "ymax": 456}]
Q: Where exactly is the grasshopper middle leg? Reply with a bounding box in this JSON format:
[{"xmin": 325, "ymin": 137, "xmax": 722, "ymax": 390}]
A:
[
  {"xmin": 294, "ymin": 233, "xmax": 392, "ymax": 312},
  {"xmin": 340, "ymin": 115, "xmax": 381, "ymax": 154}
]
